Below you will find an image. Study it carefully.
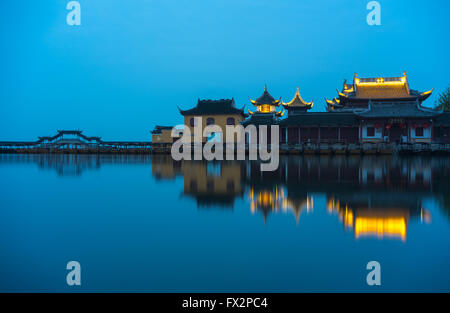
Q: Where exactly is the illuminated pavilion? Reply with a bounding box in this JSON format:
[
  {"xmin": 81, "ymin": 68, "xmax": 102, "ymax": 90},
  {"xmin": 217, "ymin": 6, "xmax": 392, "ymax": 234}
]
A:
[
  {"xmin": 325, "ymin": 72, "xmax": 433, "ymax": 112},
  {"xmin": 242, "ymin": 85, "xmax": 284, "ymax": 127}
]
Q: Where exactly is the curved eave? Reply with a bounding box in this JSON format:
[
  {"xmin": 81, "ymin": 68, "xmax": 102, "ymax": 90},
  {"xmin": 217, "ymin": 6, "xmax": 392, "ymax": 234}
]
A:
[
  {"xmin": 337, "ymin": 89, "xmax": 348, "ymax": 98},
  {"xmin": 419, "ymin": 89, "xmax": 434, "ymax": 101},
  {"xmin": 325, "ymin": 98, "xmax": 334, "ymax": 105},
  {"xmin": 178, "ymin": 106, "xmax": 189, "ymax": 116},
  {"xmin": 325, "ymin": 97, "xmax": 341, "ymax": 106},
  {"xmin": 249, "ymin": 97, "xmax": 258, "ymax": 105},
  {"xmin": 275, "ymin": 109, "xmax": 285, "ymax": 117},
  {"xmin": 272, "ymin": 98, "xmax": 282, "ymax": 107}
]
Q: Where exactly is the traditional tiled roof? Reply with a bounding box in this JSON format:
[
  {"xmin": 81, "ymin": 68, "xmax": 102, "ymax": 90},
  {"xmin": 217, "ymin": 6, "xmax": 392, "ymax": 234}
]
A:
[
  {"xmin": 282, "ymin": 87, "xmax": 313, "ymax": 111},
  {"xmin": 279, "ymin": 112, "xmax": 359, "ymax": 127},
  {"xmin": 326, "ymin": 72, "xmax": 434, "ymax": 111},
  {"xmin": 179, "ymin": 98, "xmax": 245, "ymax": 116},
  {"xmin": 355, "ymin": 83, "xmax": 410, "ymax": 99},
  {"xmin": 354, "ymin": 101, "xmax": 440, "ymax": 118},
  {"xmin": 151, "ymin": 126, "xmax": 173, "ymax": 134}
]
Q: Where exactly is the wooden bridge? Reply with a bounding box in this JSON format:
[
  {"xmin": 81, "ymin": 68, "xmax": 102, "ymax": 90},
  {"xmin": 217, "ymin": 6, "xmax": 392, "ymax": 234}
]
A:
[{"xmin": 0, "ymin": 130, "xmax": 153, "ymax": 154}]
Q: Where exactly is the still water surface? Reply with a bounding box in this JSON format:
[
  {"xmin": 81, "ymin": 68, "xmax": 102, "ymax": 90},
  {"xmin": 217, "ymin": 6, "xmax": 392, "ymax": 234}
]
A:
[{"xmin": 0, "ymin": 154, "xmax": 449, "ymax": 292}]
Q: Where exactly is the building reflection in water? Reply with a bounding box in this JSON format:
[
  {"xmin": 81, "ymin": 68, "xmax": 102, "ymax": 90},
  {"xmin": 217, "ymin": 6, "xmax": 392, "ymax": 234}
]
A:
[
  {"xmin": 248, "ymin": 187, "xmax": 313, "ymax": 224},
  {"xmin": 151, "ymin": 155, "xmax": 450, "ymax": 241},
  {"xmin": 2, "ymin": 154, "xmax": 447, "ymax": 241}
]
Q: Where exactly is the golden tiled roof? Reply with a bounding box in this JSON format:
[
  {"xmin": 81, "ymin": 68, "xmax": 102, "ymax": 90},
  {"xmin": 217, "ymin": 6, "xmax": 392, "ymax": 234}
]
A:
[
  {"xmin": 282, "ymin": 87, "xmax": 313, "ymax": 107},
  {"xmin": 353, "ymin": 73, "xmax": 412, "ymax": 99},
  {"xmin": 355, "ymin": 83, "xmax": 411, "ymax": 99}
]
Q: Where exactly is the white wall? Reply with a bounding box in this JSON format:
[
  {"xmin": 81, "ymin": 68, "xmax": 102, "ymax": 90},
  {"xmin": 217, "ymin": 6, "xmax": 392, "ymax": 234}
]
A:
[
  {"xmin": 410, "ymin": 126, "xmax": 431, "ymax": 142},
  {"xmin": 361, "ymin": 124, "xmax": 383, "ymax": 142}
]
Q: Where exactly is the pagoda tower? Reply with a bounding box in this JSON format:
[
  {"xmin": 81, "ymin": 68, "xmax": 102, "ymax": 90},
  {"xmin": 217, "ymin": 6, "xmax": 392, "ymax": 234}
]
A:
[
  {"xmin": 243, "ymin": 85, "xmax": 284, "ymax": 127},
  {"xmin": 282, "ymin": 87, "xmax": 313, "ymax": 116},
  {"xmin": 248, "ymin": 85, "xmax": 284, "ymax": 117}
]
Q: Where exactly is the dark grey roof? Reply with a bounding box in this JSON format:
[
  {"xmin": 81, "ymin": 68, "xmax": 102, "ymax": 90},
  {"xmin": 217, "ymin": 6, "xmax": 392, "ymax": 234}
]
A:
[
  {"xmin": 151, "ymin": 126, "xmax": 173, "ymax": 134},
  {"xmin": 354, "ymin": 101, "xmax": 440, "ymax": 118},
  {"xmin": 279, "ymin": 112, "xmax": 359, "ymax": 127},
  {"xmin": 179, "ymin": 99, "xmax": 245, "ymax": 116},
  {"xmin": 434, "ymin": 112, "xmax": 450, "ymax": 126},
  {"xmin": 254, "ymin": 87, "xmax": 277, "ymax": 105}
]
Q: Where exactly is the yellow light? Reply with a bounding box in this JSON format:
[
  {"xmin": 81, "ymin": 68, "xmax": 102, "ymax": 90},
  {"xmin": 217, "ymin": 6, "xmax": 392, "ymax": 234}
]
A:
[
  {"xmin": 355, "ymin": 217, "xmax": 406, "ymax": 241},
  {"xmin": 258, "ymin": 105, "xmax": 273, "ymax": 113},
  {"xmin": 356, "ymin": 80, "xmax": 406, "ymax": 86}
]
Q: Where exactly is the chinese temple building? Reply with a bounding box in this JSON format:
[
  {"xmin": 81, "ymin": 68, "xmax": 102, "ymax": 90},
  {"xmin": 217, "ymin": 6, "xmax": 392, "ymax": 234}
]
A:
[
  {"xmin": 151, "ymin": 126, "xmax": 175, "ymax": 145},
  {"xmin": 178, "ymin": 98, "xmax": 245, "ymax": 143},
  {"xmin": 355, "ymin": 100, "xmax": 438, "ymax": 143},
  {"xmin": 145, "ymin": 72, "xmax": 450, "ymax": 149}
]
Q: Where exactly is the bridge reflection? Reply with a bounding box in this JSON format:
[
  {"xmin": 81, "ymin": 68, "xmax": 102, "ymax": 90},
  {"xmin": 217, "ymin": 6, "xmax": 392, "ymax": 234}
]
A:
[{"xmin": 0, "ymin": 154, "xmax": 151, "ymax": 176}]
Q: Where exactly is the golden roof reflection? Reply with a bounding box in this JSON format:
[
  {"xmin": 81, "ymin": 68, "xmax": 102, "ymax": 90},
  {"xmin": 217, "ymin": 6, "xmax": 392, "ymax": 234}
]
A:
[
  {"xmin": 249, "ymin": 187, "xmax": 313, "ymax": 223},
  {"xmin": 327, "ymin": 197, "xmax": 431, "ymax": 242},
  {"xmin": 150, "ymin": 156, "xmax": 441, "ymax": 234}
]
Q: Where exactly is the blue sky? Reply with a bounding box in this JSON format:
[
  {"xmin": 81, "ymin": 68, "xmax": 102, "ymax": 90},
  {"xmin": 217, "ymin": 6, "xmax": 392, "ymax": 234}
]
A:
[{"xmin": 1, "ymin": 0, "xmax": 449, "ymax": 140}]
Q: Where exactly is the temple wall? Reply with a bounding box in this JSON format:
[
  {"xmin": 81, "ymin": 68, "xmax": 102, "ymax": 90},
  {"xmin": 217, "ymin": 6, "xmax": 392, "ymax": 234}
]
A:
[
  {"xmin": 433, "ymin": 127, "xmax": 450, "ymax": 143},
  {"xmin": 183, "ymin": 114, "xmax": 245, "ymax": 143},
  {"xmin": 360, "ymin": 124, "xmax": 383, "ymax": 142},
  {"xmin": 152, "ymin": 129, "xmax": 174, "ymax": 144},
  {"xmin": 283, "ymin": 127, "xmax": 359, "ymax": 144},
  {"xmin": 409, "ymin": 126, "xmax": 432, "ymax": 143}
]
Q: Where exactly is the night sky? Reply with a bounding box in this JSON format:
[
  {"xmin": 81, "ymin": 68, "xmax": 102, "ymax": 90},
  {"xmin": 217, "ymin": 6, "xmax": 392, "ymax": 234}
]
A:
[{"xmin": 1, "ymin": 0, "xmax": 449, "ymax": 140}]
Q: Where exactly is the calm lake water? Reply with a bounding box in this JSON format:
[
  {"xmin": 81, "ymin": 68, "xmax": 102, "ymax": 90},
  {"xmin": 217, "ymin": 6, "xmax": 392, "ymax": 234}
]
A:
[{"xmin": 0, "ymin": 154, "xmax": 449, "ymax": 292}]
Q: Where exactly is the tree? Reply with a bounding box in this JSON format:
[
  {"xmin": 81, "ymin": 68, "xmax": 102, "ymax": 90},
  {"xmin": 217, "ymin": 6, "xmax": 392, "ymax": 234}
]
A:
[{"xmin": 436, "ymin": 86, "xmax": 450, "ymax": 111}]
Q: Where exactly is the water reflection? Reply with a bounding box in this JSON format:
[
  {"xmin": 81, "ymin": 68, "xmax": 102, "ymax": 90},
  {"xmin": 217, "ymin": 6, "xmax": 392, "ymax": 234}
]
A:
[
  {"xmin": 151, "ymin": 155, "xmax": 450, "ymax": 241},
  {"xmin": 2, "ymin": 154, "xmax": 449, "ymax": 242},
  {"xmin": 0, "ymin": 154, "xmax": 151, "ymax": 176}
]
